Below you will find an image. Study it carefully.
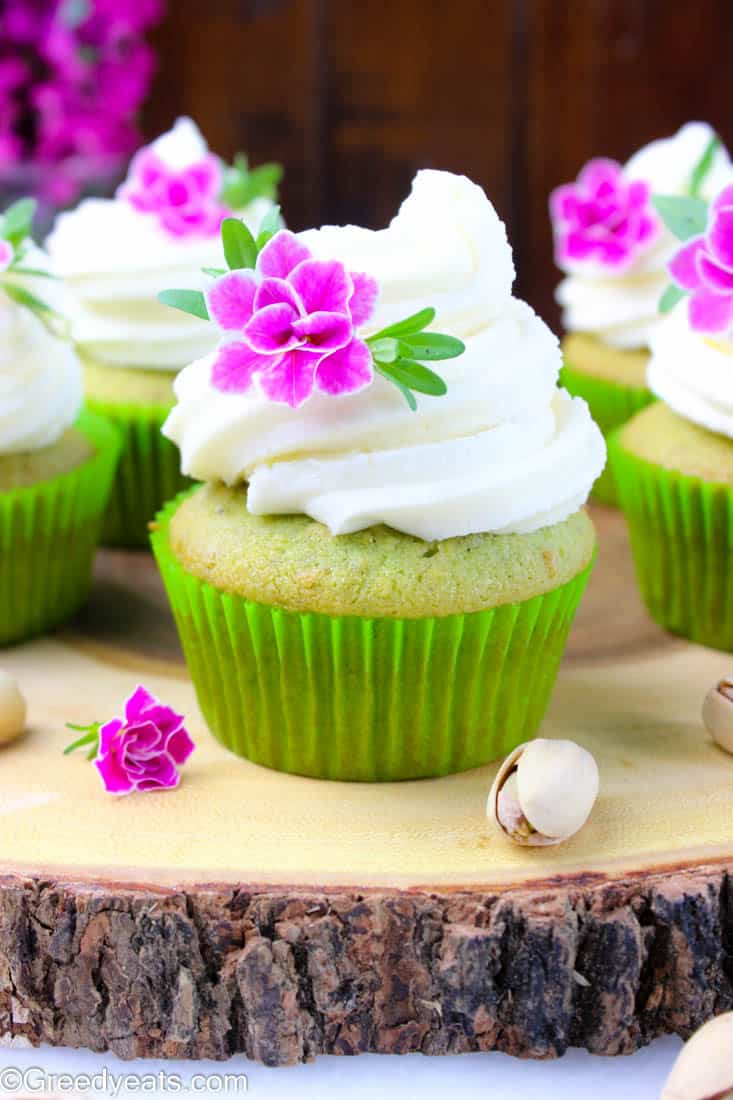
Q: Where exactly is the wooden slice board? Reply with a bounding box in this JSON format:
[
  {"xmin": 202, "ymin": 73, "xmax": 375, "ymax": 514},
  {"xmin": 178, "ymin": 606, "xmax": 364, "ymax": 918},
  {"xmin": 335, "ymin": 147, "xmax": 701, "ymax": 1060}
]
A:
[{"xmin": 0, "ymin": 505, "xmax": 731, "ymax": 1066}]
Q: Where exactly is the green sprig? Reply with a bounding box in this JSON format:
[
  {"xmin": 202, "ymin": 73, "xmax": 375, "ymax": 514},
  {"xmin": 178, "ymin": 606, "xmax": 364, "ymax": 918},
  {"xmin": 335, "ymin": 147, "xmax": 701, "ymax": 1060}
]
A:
[
  {"xmin": 0, "ymin": 198, "xmax": 36, "ymax": 248},
  {"xmin": 658, "ymin": 283, "xmax": 687, "ymax": 314},
  {"xmin": 64, "ymin": 721, "xmax": 101, "ymax": 761},
  {"xmin": 367, "ymin": 311, "xmax": 463, "ymax": 410},
  {"xmin": 652, "ymin": 194, "xmax": 709, "ymax": 242},
  {"xmin": 220, "ymin": 153, "xmax": 283, "ymax": 210},
  {"xmin": 689, "ymin": 133, "xmax": 721, "ymax": 198}
]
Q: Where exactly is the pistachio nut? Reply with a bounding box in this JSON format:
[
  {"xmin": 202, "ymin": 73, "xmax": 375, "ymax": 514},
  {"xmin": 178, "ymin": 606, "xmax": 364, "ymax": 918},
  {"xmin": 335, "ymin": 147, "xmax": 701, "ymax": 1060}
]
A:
[
  {"xmin": 0, "ymin": 670, "xmax": 26, "ymax": 746},
  {"xmin": 702, "ymin": 677, "xmax": 733, "ymax": 755},
  {"xmin": 487, "ymin": 738, "xmax": 599, "ymax": 846},
  {"xmin": 661, "ymin": 1012, "xmax": 733, "ymax": 1100}
]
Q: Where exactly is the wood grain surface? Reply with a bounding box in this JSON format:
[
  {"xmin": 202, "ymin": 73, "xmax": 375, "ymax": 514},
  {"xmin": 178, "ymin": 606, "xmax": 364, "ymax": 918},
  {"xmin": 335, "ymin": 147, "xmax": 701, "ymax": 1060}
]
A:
[{"xmin": 0, "ymin": 504, "xmax": 732, "ymax": 1064}]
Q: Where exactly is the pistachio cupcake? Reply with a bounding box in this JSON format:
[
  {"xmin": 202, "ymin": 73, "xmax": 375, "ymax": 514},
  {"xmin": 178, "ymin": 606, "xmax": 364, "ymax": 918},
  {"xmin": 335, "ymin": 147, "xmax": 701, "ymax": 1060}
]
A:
[
  {"xmin": 153, "ymin": 170, "xmax": 605, "ymax": 781},
  {"xmin": 611, "ymin": 182, "xmax": 733, "ymax": 651},
  {"xmin": 47, "ymin": 118, "xmax": 281, "ymax": 547},
  {"xmin": 0, "ymin": 201, "xmax": 119, "ymax": 645},
  {"xmin": 551, "ymin": 122, "xmax": 733, "ymax": 504}
]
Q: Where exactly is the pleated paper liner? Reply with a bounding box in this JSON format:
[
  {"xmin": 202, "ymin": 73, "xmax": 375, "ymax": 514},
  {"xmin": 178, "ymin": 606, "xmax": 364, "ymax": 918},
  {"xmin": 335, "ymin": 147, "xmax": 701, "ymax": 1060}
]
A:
[
  {"xmin": 560, "ymin": 364, "xmax": 654, "ymax": 506},
  {"xmin": 85, "ymin": 394, "xmax": 192, "ymax": 549},
  {"xmin": 152, "ymin": 494, "xmax": 595, "ymax": 781},
  {"xmin": 0, "ymin": 410, "xmax": 120, "ymax": 646},
  {"xmin": 610, "ymin": 432, "xmax": 733, "ymax": 652}
]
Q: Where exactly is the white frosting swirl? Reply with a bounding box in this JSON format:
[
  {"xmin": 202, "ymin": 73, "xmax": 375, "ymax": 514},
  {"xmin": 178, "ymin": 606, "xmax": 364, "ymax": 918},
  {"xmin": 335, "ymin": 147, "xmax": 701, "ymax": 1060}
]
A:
[
  {"xmin": 556, "ymin": 122, "xmax": 733, "ymax": 349},
  {"xmin": 46, "ymin": 118, "xmax": 275, "ymax": 371},
  {"xmin": 164, "ymin": 170, "xmax": 606, "ymax": 540},
  {"xmin": 0, "ymin": 252, "xmax": 82, "ymax": 453},
  {"xmin": 648, "ymin": 304, "xmax": 733, "ymax": 438}
]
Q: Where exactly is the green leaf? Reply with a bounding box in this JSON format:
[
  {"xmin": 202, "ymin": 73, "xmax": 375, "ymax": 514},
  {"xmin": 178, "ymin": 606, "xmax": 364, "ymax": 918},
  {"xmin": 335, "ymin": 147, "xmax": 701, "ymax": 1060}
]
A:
[
  {"xmin": 398, "ymin": 332, "xmax": 465, "ymax": 361},
  {"xmin": 381, "ymin": 358, "xmax": 448, "ymax": 397},
  {"xmin": 9, "ymin": 266, "xmax": 55, "ymax": 279},
  {"xmin": 255, "ymin": 204, "xmax": 282, "ymax": 250},
  {"xmin": 376, "ymin": 367, "xmax": 417, "ymax": 410},
  {"xmin": 222, "ymin": 217, "xmax": 258, "ymax": 270},
  {"xmin": 202, "ymin": 266, "xmax": 227, "ymax": 278},
  {"xmin": 368, "ymin": 337, "xmax": 399, "ymax": 363},
  {"xmin": 652, "ymin": 194, "xmax": 709, "ymax": 241},
  {"xmin": 3, "ymin": 283, "xmax": 54, "ymax": 314},
  {"xmin": 220, "ymin": 155, "xmax": 283, "ymax": 208},
  {"xmin": 158, "ymin": 289, "xmax": 210, "ymax": 320},
  {"xmin": 689, "ymin": 134, "xmax": 720, "ymax": 198},
  {"xmin": 370, "ymin": 307, "xmax": 436, "ymax": 340},
  {"xmin": 247, "ymin": 162, "xmax": 283, "ymax": 199},
  {"xmin": 63, "ymin": 721, "xmax": 100, "ymax": 757},
  {"xmin": 1, "ymin": 197, "xmax": 36, "ymax": 247},
  {"xmin": 659, "ymin": 283, "xmax": 687, "ymax": 314}
]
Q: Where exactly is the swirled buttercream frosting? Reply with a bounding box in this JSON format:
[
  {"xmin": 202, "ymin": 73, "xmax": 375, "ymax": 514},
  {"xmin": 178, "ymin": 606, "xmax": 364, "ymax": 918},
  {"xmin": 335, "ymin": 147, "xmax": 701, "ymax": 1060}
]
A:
[
  {"xmin": 164, "ymin": 170, "xmax": 606, "ymax": 540},
  {"xmin": 46, "ymin": 118, "xmax": 275, "ymax": 371}
]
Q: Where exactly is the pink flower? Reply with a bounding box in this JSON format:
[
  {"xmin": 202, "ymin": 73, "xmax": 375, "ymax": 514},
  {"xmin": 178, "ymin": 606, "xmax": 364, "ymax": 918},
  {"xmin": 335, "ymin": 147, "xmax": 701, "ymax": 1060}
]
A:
[
  {"xmin": 668, "ymin": 184, "xmax": 733, "ymax": 336},
  {"xmin": 117, "ymin": 144, "xmax": 229, "ymax": 238},
  {"xmin": 94, "ymin": 685, "xmax": 195, "ymax": 796},
  {"xmin": 550, "ymin": 158, "xmax": 659, "ymax": 270},
  {"xmin": 207, "ymin": 229, "xmax": 379, "ymax": 407},
  {"xmin": 0, "ymin": 241, "xmax": 14, "ymax": 272}
]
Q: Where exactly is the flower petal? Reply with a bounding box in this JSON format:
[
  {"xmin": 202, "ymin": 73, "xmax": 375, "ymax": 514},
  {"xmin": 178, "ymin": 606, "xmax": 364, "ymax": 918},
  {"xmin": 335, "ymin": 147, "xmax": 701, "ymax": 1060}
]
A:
[
  {"xmin": 577, "ymin": 158, "xmax": 624, "ymax": 197},
  {"xmin": 0, "ymin": 240, "xmax": 13, "ymax": 272},
  {"xmin": 688, "ymin": 287, "xmax": 733, "ymax": 334},
  {"xmin": 255, "ymin": 276, "xmax": 303, "ymax": 315},
  {"xmin": 712, "ymin": 184, "xmax": 733, "ymax": 215},
  {"xmin": 206, "ymin": 271, "xmax": 258, "ymax": 331},
  {"xmin": 258, "ymin": 349, "xmax": 318, "ymax": 407},
  {"xmin": 549, "ymin": 184, "xmax": 578, "ymax": 223},
  {"xmin": 696, "ymin": 251, "xmax": 733, "ymax": 294},
  {"xmin": 124, "ymin": 684, "xmax": 157, "ymax": 724},
  {"xmin": 211, "ymin": 342, "xmax": 270, "ymax": 393},
  {"xmin": 669, "ymin": 237, "xmax": 706, "ymax": 291},
  {"xmin": 182, "ymin": 154, "xmax": 222, "ymax": 196},
  {"xmin": 349, "ymin": 270, "xmax": 378, "ymax": 326},
  {"xmin": 95, "ymin": 750, "xmax": 135, "ymax": 795},
  {"xmin": 244, "ymin": 302, "xmax": 300, "ymax": 353},
  {"xmin": 136, "ymin": 755, "xmax": 180, "ymax": 791},
  {"xmin": 315, "ymin": 337, "xmax": 374, "ymax": 397},
  {"xmin": 166, "ymin": 725, "xmax": 196, "ymax": 766},
  {"xmin": 257, "ymin": 229, "xmax": 311, "ymax": 279},
  {"xmin": 289, "ymin": 259, "xmax": 353, "ymax": 315},
  {"xmin": 708, "ymin": 206, "xmax": 733, "ymax": 272},
  {"xmin": 98, "ymin": 718, "xmax": 124, "ymax": 756},
  {"xmin": 292, "ymin": 310, "xmax": 352, "ymax": 352}
]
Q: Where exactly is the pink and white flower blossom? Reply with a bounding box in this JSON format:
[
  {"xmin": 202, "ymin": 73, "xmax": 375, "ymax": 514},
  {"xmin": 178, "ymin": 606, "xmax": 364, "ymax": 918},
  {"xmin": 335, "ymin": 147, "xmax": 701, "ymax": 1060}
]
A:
[
  {"xmin": 206, "ymin": 229, "xmax": 379, "ymax": 408},
  {"xmin": 0, "ymin": 241, "xmax": 14, "ymax": 272},
  {"xmin": 117, "ymin": 144, "xmax": 229, "ymax": 239},
  {"xmin": 94, "ymin": 685, "xmax": 195, "ymax": 796},
  {"xmin": 550, "ymin": 158, "xmax": 659, "ymax": 270},
  {"xmin": 668, "ymin": 184, "xmax": 733, "ymax": 336}
]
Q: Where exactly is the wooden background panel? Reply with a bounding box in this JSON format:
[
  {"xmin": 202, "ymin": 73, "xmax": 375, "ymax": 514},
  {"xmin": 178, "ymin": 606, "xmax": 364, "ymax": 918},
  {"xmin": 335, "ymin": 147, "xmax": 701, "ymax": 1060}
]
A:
[{"xmin": 143, "ymin": 0, "xmax": 733, "ymax": 324}]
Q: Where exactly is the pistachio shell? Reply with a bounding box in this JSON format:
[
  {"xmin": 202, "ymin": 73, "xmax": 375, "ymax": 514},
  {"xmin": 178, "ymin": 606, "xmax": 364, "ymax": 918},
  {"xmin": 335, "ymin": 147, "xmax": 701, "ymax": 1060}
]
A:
[
  {"xmin": 0, "ymin": 671, "xmax": 26, "ymax": 746},
  {"xmin": 661, "ymin": 1012, "xmax": 733, "ymax": 1100},
  {"xmin": 487, "ymin": 738, "xmax": 599, "ymax": 846},
  {"xmin": 517, "ymin": 739, "xmax": 599, "ymax": 840},
  {"xmin": 702, "ymin": 679, "xmax": 733, "ymax": 755}
]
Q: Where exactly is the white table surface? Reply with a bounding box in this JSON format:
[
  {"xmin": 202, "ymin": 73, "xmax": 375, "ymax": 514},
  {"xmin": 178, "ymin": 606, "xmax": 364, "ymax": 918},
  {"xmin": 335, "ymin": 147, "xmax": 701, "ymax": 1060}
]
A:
[{"xmin": 0, "ymin": 1036, "xmax": 681, "ymax": 1098}]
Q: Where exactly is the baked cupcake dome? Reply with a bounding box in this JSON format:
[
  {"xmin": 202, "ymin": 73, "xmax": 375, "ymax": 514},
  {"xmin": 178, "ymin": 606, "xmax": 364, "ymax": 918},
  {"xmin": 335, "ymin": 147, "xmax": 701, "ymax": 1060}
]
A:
[
  {"xmin": 155, "ymin": 170, "xmax": 606, "ymax": 780},
  {"xmin": 46, "ymin": 118, "xmax": 279, "ymax": 548},
  {"xmin": 552, "ymin": 122, "xmax": 733, "ymax": 505}
]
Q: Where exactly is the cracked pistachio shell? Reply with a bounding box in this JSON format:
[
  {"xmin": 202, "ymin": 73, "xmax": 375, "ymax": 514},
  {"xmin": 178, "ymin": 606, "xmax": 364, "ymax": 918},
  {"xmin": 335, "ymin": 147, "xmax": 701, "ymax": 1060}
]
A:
[
  {"xmin": 488, "ymin": 739, "xmax": 599, "ymax": 845},
  {"xmin": 0, "ymin": 670, "xmax": 26, "ymax": 745},
  {"xmin": 702, "ymin": 678, "xmax": 733, "ymax": 755},
  {"xmin": 661, "ymin": 1012, "xmax": 733, "ymax": 1100}
]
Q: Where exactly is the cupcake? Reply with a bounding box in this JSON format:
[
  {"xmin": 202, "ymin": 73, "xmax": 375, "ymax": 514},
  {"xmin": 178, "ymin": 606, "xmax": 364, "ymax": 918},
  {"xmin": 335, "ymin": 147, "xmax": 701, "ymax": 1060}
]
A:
[
  {"xmin": 0, "ymin": 200, "xmax": 119, "ymax": 645},
  {"xmin": 153, "ymin": 170, "xmax": 606, "ymax": 782},
  {"xmin": 46, "ymin": 118, "xmax": 281, "ymax": 547},
  {"xmin": 551, "ymin": 122, "xmax": 733, "ymax": 504},
  {"xmin": 611, "ymin": 181, "xmax": 733, "ymax": 651}
]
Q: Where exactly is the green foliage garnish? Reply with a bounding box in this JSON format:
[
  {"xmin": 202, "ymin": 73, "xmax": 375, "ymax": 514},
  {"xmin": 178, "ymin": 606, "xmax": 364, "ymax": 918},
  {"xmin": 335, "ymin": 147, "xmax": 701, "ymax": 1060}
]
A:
[
  {"xmin": 221, "ymin": 216, "xmax": 258, "ymax": 270},
  {"xmin": 64, "ymin": 721, "xmax": 101, "ymax": 761},
  {"xmin": 0, "ymin": 198, "xmax": 36, "ymax": 248},
  {"xmin": 256, "ymin": 204, "xmax": 282, "ymax": 250},
  {"xmin": 689, "ymin": 134, "xmax": 721, "ymax": 198},
  {"xmin": 221, "ymin": 153, "xmax": 283, "ymax": 210},
  {"xmin": 652, "ymin": 194, "xmax": 709, "ymax": 242},
  {"xmin": 659, "ymin": 283, "xmax": 687, "ymax": 314},
  {"xmin": 367, "ymin": 314, "xmax": 463, "ymax": 409},
  {"xmin": 158, "ymin": 288, "xmax": 210, "ymax": 320}
]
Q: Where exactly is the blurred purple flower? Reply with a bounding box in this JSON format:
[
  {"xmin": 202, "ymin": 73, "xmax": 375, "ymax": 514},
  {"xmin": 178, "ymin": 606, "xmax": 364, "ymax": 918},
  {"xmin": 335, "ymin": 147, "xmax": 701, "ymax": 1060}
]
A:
[
  {"xmin": 0, "ymin": 0, "xmax": 163, "ymax": 206},
  {"xmin": 669, "ymin": 184, "xmax": 733, "ymax": 336}
]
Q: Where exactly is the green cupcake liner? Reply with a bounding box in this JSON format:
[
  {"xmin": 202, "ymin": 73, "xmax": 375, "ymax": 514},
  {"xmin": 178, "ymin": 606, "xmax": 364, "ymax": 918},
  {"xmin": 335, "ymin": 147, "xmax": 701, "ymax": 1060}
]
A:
[
  {"xmin": 610, "ymin": 431, "xmax": 733, "ymax": 652},
  {"xmin": 560, "ymin": 363, "xmax": 654, "ymax": 506},
  {"xmin": 152, "ymin": 494, "xmax": 594, "ymax": 781},
  {"xmin": 0, "ymin": 410, "xmax": 120, "ymax": 646},
  {"xmin": 85, "ymin": 394, "xmax": 192, "ymax": 549}
]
